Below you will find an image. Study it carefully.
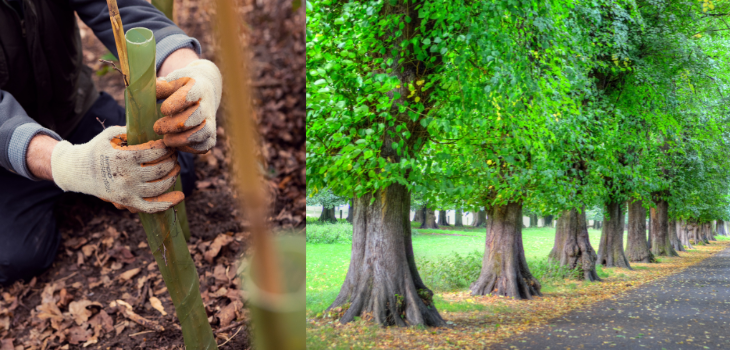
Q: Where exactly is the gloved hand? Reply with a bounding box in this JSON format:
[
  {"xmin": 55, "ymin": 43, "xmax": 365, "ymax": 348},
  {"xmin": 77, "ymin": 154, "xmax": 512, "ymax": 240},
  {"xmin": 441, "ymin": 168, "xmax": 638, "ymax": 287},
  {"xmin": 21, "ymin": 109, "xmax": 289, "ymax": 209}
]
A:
[
  {"xmin": 155, "ymin": 59, "xmax": 222, "ymax": 154},
  {"xmin": 51, "ymin": 126, "xmax": 184, "ymax": 214}
]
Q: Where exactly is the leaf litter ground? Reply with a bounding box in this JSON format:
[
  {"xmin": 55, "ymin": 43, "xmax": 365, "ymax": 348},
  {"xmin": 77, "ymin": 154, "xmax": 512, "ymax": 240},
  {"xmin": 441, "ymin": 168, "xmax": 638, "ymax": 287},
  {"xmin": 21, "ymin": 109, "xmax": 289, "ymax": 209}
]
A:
[
  {"xmin": 307, "ymin": 240, "xmax": 730, "ymax": 349},
  {"xmin": 0, "ymin": 0, "xmax": 305, "ymax": 349}
]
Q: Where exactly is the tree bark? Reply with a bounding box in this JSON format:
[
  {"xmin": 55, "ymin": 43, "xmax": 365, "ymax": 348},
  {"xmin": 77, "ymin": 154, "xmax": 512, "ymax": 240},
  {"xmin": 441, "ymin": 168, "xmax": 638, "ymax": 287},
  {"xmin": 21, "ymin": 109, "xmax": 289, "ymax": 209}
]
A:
[
  {"xmin": 548, "ymin": 207, "xmax": 600, "ymax": 281},
  {"xmin": 529, "ymin": 214, "xmax": 539, "ymax": 227},
  {"xmin": 597, "ymin": 200, "xmax": 632, "ymax": 269},
  {"xmin": 593, "ymin": 220, "xmax": 601, "ymax": 230},
  {"xmin": 470, "ymin": 202, "xmax": 542, "ymax": 299},
  {"xmin": 413, "ymin": 205, "xmax": 424, "ymax": 223},
  {"xmin": 319, "ymin": 206, "xmax": 337, "ymax": 223},
  {"xmin": 669, "ymin": 219, "xmax": 684, "ymax": 252},
  {"xmin": 678, "ymin": 220, "xmax": 694, "ymax": 249},
  {"xmin": 327, "ymin": 184, "xmax": 445, "ymax": 326},
  {"xmin": 626, "ymin": 200, "xmax": 653, "ymax": 263},
  {"xmin": 650, "ymin": 198, "xmax": 678, "ymax": 257},
  {"xmin": 454, "ymin": 208, "xmax": 464, "ymax": 227},
  {"xmin": 544, "ymin": 215, "xmax": 553, "ymax": 227},
  {"xmin": 707, "ymin": 221, "xmax": 717, "ymax": 241},
  {"xmin": 420, "ymin": 208, "xmax": 438, "ymax": 229},
  {"xmin": 472, "ymin": 210, "xmax": 487, "ymax": 227},
  {"xmin": 438, "ymin": 210, "xmax": 450, "ymax": 226},
  {"xmin": 702, "ymin": 222, "xmax": 713, "ymax": 243},
  {"xmin": 718, "ymin": 220, "xmax": 728, "ymax": 236},
  {"xmin": 347, "ymin": 198, "xmax": 354, "ymax": 223}
]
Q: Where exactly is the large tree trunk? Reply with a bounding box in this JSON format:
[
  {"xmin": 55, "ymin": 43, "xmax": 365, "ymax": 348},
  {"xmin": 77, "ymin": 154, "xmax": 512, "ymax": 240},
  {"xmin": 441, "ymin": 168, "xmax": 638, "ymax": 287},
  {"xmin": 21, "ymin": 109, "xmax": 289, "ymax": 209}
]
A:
[
  {"xmin": 544, "ymin": 215, "xmax": 554, "ymax": 227},
  {"xmin": 319, "ymin": 206, "xmax": 337, "ymax": 223},
  {"xmin": 708, "ymin": 222, "xmax": 716, "ymax": 241},
  {"xmin": 626, "ymin": 201, "xmax": 653, "ymax": 263},
  {"xmin": 413, "ymin": 205, "xmax": 424, "ymax": 223},
  {"xmin": 327, "ymin": 185, "xmax": 445, "ymax": 326},
  {"xmin": 438, "ymin": 210, "xmax": 450, "ymax": 226},
  {"xmin": 454, "ymin": 208, "xmax": 464, "ymax": 227},
  {"xmin": 715, "ymin": 220, "xmax": 727, "ymax": 236},
  {"xmin": 678, "ymin": 220, "xmax": 694, "ymax": 249},
  {"xmin": 650, "ymin": 198, "xmax": 678, "ymax": 257},
  {"xmin": 529, "ymin": 214, "xmax": 539, "ymax": 227},
  {"xmin": 346, "ymin": 198, "xmax": 354, "ymax": 223},
  {"xmin": 593, "ymin": 220, "xmax": 601, "ymax": 230},
  {"xmin": 472, "ymin": 210, "xmax": 487, "ymax": 227},
  {"xmin": 420, "ymin": 208, "xmax": 438, "ymax": 229},
  {"xmin": 702, "ymin": 222, "xmax": 713, "ymax": 243},
  {"xmin": 669, "ymin": 219, "xmax": 684, "ymax": 252},
  {"xmin": 718, "ymin": 220, "xmax": 728, "ymax": 236},
  {"xmin": 597, "ymin": 200, "xmax": 632, "ymax": 269},
  {"xmin": 470, "ymin": 202, "xmax": 541, "ymax": 299},
  {"xmin": 548, "ymin": 208, "xmax": 600, "ymax": 281}
]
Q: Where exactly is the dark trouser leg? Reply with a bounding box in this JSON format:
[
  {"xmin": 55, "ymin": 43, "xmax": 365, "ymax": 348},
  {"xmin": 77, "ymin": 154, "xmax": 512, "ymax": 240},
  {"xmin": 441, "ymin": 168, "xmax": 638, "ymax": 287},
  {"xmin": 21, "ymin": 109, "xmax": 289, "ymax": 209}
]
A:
[
  {"xmin": 0, "ymin": 92, "xmax": 196, "ymax": 285},
  {"xmin": 0, "ymin": 169, "xmax": 62, "ymax": 285}
]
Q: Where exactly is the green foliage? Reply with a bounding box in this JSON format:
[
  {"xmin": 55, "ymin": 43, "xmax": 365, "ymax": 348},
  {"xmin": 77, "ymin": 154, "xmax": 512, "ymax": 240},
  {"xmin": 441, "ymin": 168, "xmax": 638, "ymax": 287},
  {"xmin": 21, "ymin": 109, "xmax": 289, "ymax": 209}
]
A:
[
  {"xmin": 306, "ymin": 217, "xmax": 353, "ymax": 244},
  {"xmin": 418, "ymin": 251, "xmax": 482, "ymax": 291},
  {"xmin": 306, "ymin": 187, "xmax": 348, "ymax": 209}
]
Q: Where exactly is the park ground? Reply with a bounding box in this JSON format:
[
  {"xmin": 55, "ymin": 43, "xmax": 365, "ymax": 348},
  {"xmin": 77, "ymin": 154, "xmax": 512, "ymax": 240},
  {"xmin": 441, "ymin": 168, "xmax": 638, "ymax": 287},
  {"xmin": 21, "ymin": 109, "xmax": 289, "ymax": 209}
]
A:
[
  {"xmin": 0, "ymin": 0, "xmax": 304, "ymax": 349},
  {"xmin": 306, "ymin": 218, "xmax": 730, "ymax": 349}
]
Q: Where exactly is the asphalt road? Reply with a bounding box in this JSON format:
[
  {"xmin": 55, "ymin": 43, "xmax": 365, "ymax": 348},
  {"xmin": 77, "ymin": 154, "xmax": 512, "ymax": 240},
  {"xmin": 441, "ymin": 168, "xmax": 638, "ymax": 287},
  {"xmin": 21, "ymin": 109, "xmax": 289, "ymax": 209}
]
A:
[{"xmin": 499, "ymin": 248, "xmax": 730, "ymax": 350}]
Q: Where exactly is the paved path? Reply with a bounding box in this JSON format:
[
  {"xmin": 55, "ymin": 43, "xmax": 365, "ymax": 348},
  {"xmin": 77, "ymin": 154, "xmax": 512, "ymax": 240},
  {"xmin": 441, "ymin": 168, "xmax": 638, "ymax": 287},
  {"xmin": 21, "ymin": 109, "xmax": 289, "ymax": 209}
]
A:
[{"xmin": 499, "ymin": 248, "xmax": 730, "ymax": 349}]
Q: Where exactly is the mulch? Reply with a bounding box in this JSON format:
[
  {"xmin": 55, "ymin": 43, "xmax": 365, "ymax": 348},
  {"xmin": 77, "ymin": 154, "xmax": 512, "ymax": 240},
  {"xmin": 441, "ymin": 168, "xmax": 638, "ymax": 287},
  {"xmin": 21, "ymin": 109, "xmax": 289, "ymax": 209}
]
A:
[{"xmin": 0, "ymin": 0, "xmax": 304, "ymax": 349}]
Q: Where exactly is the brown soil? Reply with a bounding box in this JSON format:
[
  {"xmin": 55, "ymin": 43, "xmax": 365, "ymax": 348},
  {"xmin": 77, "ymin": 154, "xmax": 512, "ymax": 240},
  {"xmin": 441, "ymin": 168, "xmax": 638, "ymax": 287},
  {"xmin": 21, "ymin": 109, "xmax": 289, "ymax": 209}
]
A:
[{"xmin": 0, "ymin": 0, "xmax": 304, "ymax": 349}]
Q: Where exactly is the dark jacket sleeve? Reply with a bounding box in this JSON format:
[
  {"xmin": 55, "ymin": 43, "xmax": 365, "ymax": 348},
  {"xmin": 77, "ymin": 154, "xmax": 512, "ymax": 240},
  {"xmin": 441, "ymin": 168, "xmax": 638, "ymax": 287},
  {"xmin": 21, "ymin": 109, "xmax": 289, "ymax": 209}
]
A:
[
  {"xmin": 72, "ymin": 0, "xmax": 201, "ymax": 69},
  {"xmin": 0, "ymin": 91, "xmax": 62, "ymax": 180}
]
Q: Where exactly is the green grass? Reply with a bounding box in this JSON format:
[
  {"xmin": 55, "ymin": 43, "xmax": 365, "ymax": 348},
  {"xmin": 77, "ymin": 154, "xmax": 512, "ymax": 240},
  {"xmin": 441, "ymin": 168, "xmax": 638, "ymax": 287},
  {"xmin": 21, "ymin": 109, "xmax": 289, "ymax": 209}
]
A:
[{"xmin": 306, "ymin": 221, "xmax": 621, "ymax": 314}]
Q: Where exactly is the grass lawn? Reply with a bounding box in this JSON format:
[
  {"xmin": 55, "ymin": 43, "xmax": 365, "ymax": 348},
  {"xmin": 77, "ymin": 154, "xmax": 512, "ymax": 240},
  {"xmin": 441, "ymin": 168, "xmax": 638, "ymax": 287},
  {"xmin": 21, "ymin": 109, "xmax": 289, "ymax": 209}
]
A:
[{"xmin": 306, "ymin": 222, "xmax": 622, "ymax": 314}]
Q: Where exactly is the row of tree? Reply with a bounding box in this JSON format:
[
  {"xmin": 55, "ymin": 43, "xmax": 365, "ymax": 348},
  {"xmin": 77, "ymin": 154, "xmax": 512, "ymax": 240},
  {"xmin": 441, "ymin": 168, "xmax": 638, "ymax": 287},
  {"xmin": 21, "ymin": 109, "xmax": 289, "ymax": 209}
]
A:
[{"xmin": 307, "ymin": 0, "xmax": 730, "ymax": 327}]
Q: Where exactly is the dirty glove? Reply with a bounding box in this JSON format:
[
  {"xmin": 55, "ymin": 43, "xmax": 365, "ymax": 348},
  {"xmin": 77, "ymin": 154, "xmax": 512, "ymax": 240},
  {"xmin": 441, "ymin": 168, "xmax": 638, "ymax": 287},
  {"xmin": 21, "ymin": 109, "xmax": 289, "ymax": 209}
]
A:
[
  {"xmin": 155, "ymin": 59, "xmax": 222, "ymax": 154},
  {"xmin": 51, "ymin": 126, "xmax": 184, "ymax": 214}
]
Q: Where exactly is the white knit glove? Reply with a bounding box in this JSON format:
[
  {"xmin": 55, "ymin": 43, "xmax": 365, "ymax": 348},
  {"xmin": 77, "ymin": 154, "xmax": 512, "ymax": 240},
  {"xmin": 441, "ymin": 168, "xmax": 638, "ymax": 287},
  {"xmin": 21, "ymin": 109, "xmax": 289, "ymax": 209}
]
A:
[
  {"xmin": 155, "ymin": 59, "xmax": 222, "ymax": 154},
  {"xmin": 51, "ymin": 126, "xmax": 183, "ymax": 214}
]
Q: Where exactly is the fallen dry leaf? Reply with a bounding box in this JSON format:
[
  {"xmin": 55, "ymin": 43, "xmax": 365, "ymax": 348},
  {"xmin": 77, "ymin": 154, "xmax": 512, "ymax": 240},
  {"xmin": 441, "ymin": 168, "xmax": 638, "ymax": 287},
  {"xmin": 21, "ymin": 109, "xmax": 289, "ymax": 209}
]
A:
[
  {"xmin": 88, "ymin": 310, "xmax": 114, "ymax": 333},
  {"xmin": 81, "ymin": 244, "xmax": 95, "ymax": 257},
  {"xmin": 63, "ymin": 237, "xmax": 88, "ymax": 250},
  {"xmin": 68, "ymin": 300, "xmax": 102, "ymax": 326},
  {"xmin": 204, "ymin": 234, "xmax": 235, "ymax": 264},
  {"xmin": 36, "ymin": 302, "xmax": 64, "ymax": 330},
  {"xmin": 210, "ymin": 287, "xmax": 228, "ymax": 299},
  {"xmin": 149, "ymin": 297, "xmax": 167, "ymax": 316},
  {"xmin": 216, "ymin": 298, "xmax": 243, "ymax": 327},
  {"xmin": 0, "ymin": 317, "xmax": 9, "ymax": 332},
  {"xmin": 111, "ymin": 300, "xmax": 164, "ymax": 332},
  {"xmin": 119, "ymin": 268, "xmax": 141, "ymax": 281},
  {"xmin": 108, "ymin": 245, "xmax": 135, "ymax": 264},
  {"xmin": 0, "ymin": 339, "xmax": 13, "ymax": 350},
  {"xmin": 67, "ymin": 325, "xmax": 92, "ymax": 345},
  {"xmin": 214, "ymin": 265, "xmax": 229, "ymax": 284}
]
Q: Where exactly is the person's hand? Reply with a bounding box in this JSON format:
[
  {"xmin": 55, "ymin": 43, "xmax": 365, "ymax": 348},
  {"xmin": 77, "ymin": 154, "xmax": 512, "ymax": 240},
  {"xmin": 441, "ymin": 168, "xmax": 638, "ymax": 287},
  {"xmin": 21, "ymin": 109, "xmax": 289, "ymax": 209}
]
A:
[
  {"xmin": 50, "ymin": 126, "xmax": 183, "ymax": 214},
  {"xmin": 155, "ymin": 59, "xmax": 222, "ymax": 154}
]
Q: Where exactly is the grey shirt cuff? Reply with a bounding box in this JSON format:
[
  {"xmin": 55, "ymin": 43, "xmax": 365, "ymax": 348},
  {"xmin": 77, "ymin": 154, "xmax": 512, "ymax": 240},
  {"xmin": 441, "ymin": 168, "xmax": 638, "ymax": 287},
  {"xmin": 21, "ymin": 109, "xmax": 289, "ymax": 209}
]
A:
[
  {"xmin": 8, "ymin": 124, "xmax": 62, "ymax": 181},
  {"xmin": 155, "ymin": 34, "xmax": 202, "ymax": 71}
]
